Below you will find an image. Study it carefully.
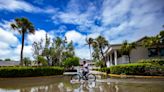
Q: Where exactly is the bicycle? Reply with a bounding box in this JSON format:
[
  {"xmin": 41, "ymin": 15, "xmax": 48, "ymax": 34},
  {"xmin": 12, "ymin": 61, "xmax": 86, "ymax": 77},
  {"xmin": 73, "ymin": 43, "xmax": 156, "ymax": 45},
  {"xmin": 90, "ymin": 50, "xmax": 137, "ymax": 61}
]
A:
[{"xmin": 71, "ymin": 70, "xmax": 96, "ymax": 82}]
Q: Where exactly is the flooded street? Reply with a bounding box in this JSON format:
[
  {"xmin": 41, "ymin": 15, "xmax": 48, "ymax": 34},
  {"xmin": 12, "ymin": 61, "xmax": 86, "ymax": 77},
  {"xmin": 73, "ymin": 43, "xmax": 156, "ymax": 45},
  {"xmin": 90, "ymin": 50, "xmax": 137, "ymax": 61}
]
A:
[{"xmin": 0, "ymin": 76, "xmax": 164, "ymax": 92}]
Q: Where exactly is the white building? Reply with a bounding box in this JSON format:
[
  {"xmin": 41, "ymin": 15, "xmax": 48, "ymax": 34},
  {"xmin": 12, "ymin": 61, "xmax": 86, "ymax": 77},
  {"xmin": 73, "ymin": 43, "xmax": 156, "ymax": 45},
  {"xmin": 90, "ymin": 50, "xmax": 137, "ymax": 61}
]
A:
[{"xmin": 104, "ymin": 37, "xmax": 164, "ymax": 67}]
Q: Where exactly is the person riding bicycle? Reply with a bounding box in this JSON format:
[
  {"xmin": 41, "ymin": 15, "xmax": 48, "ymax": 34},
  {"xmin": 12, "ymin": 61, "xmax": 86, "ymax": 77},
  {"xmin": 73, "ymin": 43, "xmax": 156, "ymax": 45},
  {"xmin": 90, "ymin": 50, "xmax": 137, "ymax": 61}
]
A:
[{"xmin": 82, "ymin": 61, "xmax": 89, "ymax": 78}]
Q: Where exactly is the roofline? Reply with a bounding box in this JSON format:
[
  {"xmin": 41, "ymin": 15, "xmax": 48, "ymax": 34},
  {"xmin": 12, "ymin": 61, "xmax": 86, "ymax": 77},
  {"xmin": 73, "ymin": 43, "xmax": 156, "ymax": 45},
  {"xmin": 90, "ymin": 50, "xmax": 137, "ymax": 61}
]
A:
[
  {"xmin": 109, "ymin": 36, "xmax": 148, "ymax": 46},
  {"xmin": 104, "ymin": 36, "xmax": 148, "ymax": 54}
]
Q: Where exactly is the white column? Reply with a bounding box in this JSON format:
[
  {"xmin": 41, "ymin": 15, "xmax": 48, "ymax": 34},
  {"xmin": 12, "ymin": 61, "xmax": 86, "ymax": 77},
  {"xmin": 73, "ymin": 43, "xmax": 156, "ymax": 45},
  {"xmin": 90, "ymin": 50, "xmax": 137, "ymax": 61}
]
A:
[
  {"xmin": 114, "ymin": 50, "xmax": 117, "ymax": 65},
  {"xmin": 106, "ymin": 55, "xmax": 110, "ymax": 67},
  {"xmin": 110, "ymin": 54, "xmax": 113, "ymax": 66}
]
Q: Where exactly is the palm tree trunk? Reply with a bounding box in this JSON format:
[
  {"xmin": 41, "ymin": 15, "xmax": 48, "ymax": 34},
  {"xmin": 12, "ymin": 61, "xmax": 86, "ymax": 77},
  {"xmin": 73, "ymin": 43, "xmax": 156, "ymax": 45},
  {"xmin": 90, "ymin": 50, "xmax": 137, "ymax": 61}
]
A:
[
  {"xmin": 89, "ymin": 45, "xmax": 92, "ymax": 60},
  {"xmin": 128, "ymin": 55, "xmax": 131, "ymax": 63},
  {"xmin": 100, "ymin": 48, "xmax": 106, "ymax": 67},
  {"xmin": 20, "ymin": 32, "xmax": 25, "ymax": 66},
  {"xmin": 157, "ymin": 45, "xmax": 161, "ymax": 58}
]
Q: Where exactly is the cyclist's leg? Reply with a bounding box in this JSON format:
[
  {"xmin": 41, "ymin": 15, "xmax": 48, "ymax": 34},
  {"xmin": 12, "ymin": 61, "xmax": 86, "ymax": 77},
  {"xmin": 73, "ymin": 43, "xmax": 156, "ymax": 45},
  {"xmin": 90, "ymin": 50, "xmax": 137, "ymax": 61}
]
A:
[{"xmin": 84, "ymin": 72, "xmax": 89, "ymax": 80}]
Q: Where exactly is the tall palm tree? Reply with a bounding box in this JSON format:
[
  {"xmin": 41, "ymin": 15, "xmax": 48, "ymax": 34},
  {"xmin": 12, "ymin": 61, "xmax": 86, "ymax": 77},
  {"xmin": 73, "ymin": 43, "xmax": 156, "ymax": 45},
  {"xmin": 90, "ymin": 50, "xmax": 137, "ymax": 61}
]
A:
[
  {"xmin": 11, "ymin": 18, "xmax": 35, "ymax": 66},
  {"xmin": 86, "ymin": 37, "xmax": 94, "ymax": 60},
  {"xmin": 120, "ymin": 40, "xmax": 136, "ymax": 63},
  {"xmin": 95, "ymin": 36, "xmax": 108, "ymax": 60}
]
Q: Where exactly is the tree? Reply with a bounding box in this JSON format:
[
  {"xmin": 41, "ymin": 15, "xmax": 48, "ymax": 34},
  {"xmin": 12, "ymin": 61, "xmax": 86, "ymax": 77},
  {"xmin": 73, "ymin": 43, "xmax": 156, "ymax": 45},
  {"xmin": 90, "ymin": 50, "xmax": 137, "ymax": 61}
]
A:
[
  {"xmin": 42, "ymin": 34, "xmax": 51, "ymax": 65},
  {"xmin": 95, "ymin": 36, "xmax": 108, "ymax": 61},
  {"xmin": 32, "ymin": 34, "xmax": 76, "ymax": 66},
  {"xmin": 51, "ymin": 37, "xmax": 64, "ymax": 66},
  {"xmin": 120, "ymin": 40, "xmax": 136, "ymax": 63},
  {"xmin": 37, "ymin": 55, "xmax": 48, "ymax": 66},
  {"xmin": 63, "ymin": 41, "xmax": 75, "ymax": 59},
  {"xmin": 32, "ymin": 39, "xmax": 44, "ymax": 58},
  {"xmin": 86, "ymin": 38, "xmax": 94, "ymax": 59},
  {"xmin": 11, "ymin": 18, "xmax": 35, "ymax": 66},
  {"xmin": 63, "ymin": 57, "xmax": 80, "ymax": 68},
  {"xmin": 142, "ymin": 26, "xmax": 164, "ymax": 56},
  {"xmin": 5, "ymin": 58, "xmax": 11, "ymax": 61},
  {"xmin": 23, "ymin": 57, "xmax": 31, "ymax": 66},
  {"xmin": 86, "ymin": 36, "xmax": 108, "ymax": 67}
]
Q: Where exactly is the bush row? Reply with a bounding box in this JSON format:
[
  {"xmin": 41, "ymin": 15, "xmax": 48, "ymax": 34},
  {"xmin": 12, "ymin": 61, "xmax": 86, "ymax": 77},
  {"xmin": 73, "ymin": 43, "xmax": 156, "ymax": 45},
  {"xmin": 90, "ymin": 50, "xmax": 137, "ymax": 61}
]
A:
[
  {"xmin": 110, "ymin": 63, "xmax": 164, "ymax": 76},
  {"xmin": 0, "ymin": 67, "xmax": 64, "ymax": 78},
  {"xmin": 98, "ymin": 67, "xmax": 110, "ymax": 74},
  {"xmin": 138, "ymin": 59, "xmax": 164, "ymax": 66},
  {"xmin": 98, "ymin": 63, "xmax": 164, "ymax": 76}
]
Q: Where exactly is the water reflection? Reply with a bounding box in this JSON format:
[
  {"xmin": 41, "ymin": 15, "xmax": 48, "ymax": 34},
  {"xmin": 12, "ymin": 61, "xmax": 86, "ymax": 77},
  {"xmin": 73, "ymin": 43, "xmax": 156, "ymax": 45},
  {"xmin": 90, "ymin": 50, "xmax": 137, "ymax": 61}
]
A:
[{"xmin": 0, "ymin": 76, "xmax": 164, "ymax": 92}]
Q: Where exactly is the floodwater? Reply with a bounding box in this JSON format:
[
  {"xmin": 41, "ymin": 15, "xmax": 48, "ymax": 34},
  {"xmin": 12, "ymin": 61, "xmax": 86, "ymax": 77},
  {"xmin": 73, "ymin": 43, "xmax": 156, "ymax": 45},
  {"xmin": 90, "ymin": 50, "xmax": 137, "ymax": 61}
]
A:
[{"xmin": 0, "ymin": 75, "xmax": 164, "ymax": 92}]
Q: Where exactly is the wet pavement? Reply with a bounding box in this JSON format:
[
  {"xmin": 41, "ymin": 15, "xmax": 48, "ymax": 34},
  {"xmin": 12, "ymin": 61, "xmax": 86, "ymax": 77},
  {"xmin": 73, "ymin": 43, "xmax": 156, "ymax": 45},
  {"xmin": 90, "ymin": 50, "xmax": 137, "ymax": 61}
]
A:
[{"xmin": 0, "ymin": 75, "xmax": 164, "ymax": 92}]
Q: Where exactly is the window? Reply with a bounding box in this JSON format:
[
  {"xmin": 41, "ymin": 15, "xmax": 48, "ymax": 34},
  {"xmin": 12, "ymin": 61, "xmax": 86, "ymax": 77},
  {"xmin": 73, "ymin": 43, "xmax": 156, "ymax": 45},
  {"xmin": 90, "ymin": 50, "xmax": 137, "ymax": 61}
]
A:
[
  {"xmin": 148, "ymin": 48, "xmax": 164, "ymax": 57},
  {"xmin": 160, "ymin": 48, "xmax": 164, "ymax": 56},
  {"xmin": 148, "ymin": 48, "xmax": 158, "ymax": 57}
]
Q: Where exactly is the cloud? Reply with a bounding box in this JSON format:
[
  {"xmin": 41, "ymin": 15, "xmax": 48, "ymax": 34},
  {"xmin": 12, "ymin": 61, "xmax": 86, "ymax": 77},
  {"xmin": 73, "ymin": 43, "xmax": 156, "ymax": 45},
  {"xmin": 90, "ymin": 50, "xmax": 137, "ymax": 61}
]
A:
[
  {"xmin": 65, "ymin": 30, "xmax": 86, "ymax": 46},
  {"xmin": 75, "ymin": 46, "xmax": 91, "ymax": 59},
  {"xmin": 51, "ymin": 0, "xmax": 164, "ymax": 59},
  {"xmin": 51, "ymin": 0, "xmax": 98, "ymax": 26},
  {"xmin": 0, "ymin": 0, "xmax": 164, "ymax": 60},
  {"xmin": 0, "ymin": 0, "xmax": 56, "ymax": 13},
  {"xmin": 0, "ymin": 20, "xmax": 52, "ymax": 60}
]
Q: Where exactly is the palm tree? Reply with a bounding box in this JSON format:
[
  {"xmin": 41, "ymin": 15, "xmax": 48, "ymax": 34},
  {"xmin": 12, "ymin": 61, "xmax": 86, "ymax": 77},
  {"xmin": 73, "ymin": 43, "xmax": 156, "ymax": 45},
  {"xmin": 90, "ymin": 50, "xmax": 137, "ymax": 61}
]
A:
[
  {"xmin": 120, "ymin": 40, "xmax": 136, "ymax": 63},
  {"xmin": 143, "ymin": 36, "xmax": 161, "ymax": 57},
  {"xmin": 86, "ymin": 37, "xmax": 94, "ymax": 60},
  {"xmin": 11, "ymin": 18, "xmax": 35, "ymax": 66},
  {"xmin": 143, "ymin": 26, "xmax": 164, "ymax": 57},
  {"xmin": 95, "ymin": 36, "xmax": 108, "ymax": 60}
]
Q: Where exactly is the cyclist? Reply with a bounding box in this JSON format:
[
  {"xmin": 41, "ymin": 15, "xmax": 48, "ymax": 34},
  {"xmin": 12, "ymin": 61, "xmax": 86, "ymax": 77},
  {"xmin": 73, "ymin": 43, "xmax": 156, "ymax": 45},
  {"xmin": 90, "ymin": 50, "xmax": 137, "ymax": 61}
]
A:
[{"xmin": 82, "ymin": 61, "xmax": 89, "ymax": 79}]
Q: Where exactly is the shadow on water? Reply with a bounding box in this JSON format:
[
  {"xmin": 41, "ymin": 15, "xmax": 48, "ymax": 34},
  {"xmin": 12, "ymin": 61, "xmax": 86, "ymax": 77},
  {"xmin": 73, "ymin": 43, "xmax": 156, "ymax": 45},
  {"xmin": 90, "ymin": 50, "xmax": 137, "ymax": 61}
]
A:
[{"xmin": 0, "ymin": 75, "xmax": 164, "ymax": 92}]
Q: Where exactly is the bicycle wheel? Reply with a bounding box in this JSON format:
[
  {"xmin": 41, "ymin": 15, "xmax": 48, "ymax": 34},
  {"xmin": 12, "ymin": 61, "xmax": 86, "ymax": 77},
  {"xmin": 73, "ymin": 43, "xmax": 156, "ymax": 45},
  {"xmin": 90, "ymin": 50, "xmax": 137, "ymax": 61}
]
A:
[
  {"xmin": 71, "ymin": 74, "xmax": 80, "ymax": 83},
  {"xmin": 87, "ymin": 74, "xmax": 96, "ymax": 82}
]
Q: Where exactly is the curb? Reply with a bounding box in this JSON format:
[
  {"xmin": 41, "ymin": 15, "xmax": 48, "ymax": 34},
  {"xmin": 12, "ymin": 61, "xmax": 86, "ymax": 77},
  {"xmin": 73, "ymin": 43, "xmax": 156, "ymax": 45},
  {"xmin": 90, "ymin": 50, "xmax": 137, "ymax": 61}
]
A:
[
  {"xmin": 95, "ymin": 71, "xmax": 164, "ymax": 79},
  {"xmin": 109, "ymin": 74, "xmax": 164, "ymax": 79}
]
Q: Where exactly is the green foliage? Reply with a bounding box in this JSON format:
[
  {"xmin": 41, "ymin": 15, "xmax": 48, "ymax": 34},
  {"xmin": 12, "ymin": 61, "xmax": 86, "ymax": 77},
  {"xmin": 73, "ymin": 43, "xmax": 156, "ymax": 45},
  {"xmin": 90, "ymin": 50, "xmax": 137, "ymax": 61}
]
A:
[
  {"xmin": 95, "ymin": 61, "xmax": 105, "ymax": 67},
  {"xmin": 109, "ymin": 63, "xmax": 164, "ymax": 76},
  {"xmin": 98, "ymin": 67, "xmax": 110, "ymax": 74},
  {"xmin": 138, "ymin": 59, "xmax": 164, "ymax": 66},
  {"xmin": 32, "ymin": 34, "xmax": 76, "ymax": 66},
  {"xmin": 63, "ymin": 57, "xmax": 79, "ymax": 68},
  {"xmin": 37, "ymin": 56, "xmax": 48, "ymax": 66},
  {"xmin": 23, "ymin": 57, "xmax": 31, "ymax": 66},
  {"xmin": 86, "ymin": 36, "xmax": 109, "ymax": 61},
  {"xmin": 0, "ymin": 67, "xmax": 64, "ymax": 77},
  {"xmin": 0, "ymin": 59, "xmax": 3, "ymax": 61},
  {"xmin": 5, "ymin": 58, "xmax": 11, "ymax": 61},
  {"xmin": 11, "ymin": 17, "xmax": 35, "ymax": 66},
  {"xmin": 119, "ymin": 40, "xmax": 136, "ymax": 63}
]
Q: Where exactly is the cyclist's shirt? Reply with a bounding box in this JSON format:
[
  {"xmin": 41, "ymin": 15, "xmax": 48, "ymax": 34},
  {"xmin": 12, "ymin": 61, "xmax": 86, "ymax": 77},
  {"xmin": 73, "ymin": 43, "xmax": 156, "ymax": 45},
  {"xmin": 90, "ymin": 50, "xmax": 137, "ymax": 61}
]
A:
[{"xmin": 83, "ymin": 63, "xmax": 89, "ymax": 72}]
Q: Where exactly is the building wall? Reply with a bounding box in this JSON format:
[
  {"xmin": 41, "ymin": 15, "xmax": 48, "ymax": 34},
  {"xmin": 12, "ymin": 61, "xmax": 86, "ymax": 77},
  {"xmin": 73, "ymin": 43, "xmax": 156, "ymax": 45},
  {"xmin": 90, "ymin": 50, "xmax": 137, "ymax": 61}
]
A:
[
  {"xmin": 130, "ymin": 46, "xmax": 149, "ymax": 63},
  {"xmin": 117, "ymin": 55, "xmax": 129, "ymax": 64}
]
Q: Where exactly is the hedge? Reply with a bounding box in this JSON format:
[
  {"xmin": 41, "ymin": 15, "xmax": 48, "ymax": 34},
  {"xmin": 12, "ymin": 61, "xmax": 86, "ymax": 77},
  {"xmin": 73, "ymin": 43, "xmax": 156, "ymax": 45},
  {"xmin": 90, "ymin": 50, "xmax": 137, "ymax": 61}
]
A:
[
  {"xmin": 0, "ymin": 67, "xmax": 64, "ymax": 78},
  {"xmin": 98, "ymin": 67, "xmax": 110, "ymax": 74},
  {"xmin": 138, "ymin": 59, "xmax": 164, "ymax": 66},
  {"xmin": 110, "ymin": 63, "xmax": 164, "ymax": 76}
]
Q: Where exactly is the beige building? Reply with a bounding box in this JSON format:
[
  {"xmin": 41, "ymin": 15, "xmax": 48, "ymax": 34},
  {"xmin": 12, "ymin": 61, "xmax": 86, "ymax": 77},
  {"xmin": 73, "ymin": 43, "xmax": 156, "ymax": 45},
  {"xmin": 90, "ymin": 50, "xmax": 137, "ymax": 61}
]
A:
[{"xmin": 104, "ymin": 37, "xmax": 164, "ymax": 67}]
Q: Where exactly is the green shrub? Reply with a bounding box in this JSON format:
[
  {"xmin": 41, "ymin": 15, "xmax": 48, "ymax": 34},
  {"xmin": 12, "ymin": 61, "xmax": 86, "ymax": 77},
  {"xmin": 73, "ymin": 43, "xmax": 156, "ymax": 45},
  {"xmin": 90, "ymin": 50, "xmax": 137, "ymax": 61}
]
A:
[
  {"xmin": 37, "ymin": 56, "xmax": 48, "ymax": 66},
  {"xmin": 138, "ymin": 59, "xmax": 164, "ymax": 66},
  {"xmin": 23, "ymin": 57, "xmax": 31, "ymax": 66},
  {"xmin": 98, "ymin": 67, "xmax": 110, "ymax": 74},
  {"xmin": 0, "ymin": 67, "xmax": 64, "ymax": 77},
  {"xmin": 110, "ymin": 63, "xmax": 164, "ymax": 76},
  {"xmin": 95, "ymin": 61, "xmax": 105, "ymax": 68},
  {"xmin": 63, "ymin": 57, "xmax": 79, "ymax": 68}
]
